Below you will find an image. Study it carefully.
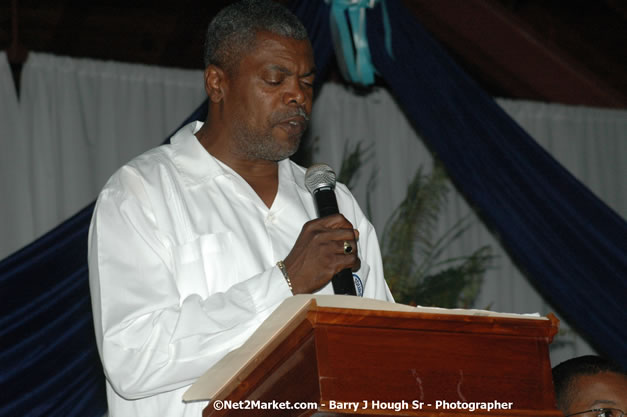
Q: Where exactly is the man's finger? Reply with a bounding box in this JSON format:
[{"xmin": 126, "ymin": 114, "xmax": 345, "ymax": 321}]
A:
[{"xmin": 317, "ymin": 213, "xmax": 354, "ymax": 230}]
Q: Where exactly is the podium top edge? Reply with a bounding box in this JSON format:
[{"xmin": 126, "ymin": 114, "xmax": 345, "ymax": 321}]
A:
[
  {"xmin": 183, "ymin": 295, "xmax": 554, "ymax": 403},
  {"xmin": 307, "ymin": 294, "xmax": 549, "ymax": 321}
]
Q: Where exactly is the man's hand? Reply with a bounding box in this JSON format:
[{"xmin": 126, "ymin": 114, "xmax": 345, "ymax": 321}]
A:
[{"xmin": 283, "ymin": 214, "xmax": 360, "ymax": 294}]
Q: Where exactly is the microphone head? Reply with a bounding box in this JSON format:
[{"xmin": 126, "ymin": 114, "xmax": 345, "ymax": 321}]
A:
[{"xmin": 305, "ymin": 163, "xmax": 336, "ymax": 194}]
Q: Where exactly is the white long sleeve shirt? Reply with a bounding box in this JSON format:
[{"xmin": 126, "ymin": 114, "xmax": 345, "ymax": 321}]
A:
[{"xmin": 88, "ymin": 121, "xmax": 393, "ymax": 416}]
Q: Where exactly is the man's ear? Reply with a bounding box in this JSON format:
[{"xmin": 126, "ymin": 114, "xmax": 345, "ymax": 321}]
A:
[{"xmin": 204, "ymin": 65, "xmax": 226, "ymax": 103}]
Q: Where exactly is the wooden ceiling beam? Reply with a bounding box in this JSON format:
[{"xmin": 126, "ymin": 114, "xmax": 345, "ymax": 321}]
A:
[{"xmin": 403, "ymin": 0, "xmax": 627, "ymax": 108}]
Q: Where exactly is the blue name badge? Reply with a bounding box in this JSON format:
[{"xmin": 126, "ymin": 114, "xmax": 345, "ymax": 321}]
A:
[{"xmin": 353, "ymin": 273, "xmax": 364, "ymax": 297}]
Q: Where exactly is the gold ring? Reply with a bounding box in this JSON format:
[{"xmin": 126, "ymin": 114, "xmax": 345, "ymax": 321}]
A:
[{"xmin": 343, "ymin": 241, "xmax": 353, "ymax": 255}]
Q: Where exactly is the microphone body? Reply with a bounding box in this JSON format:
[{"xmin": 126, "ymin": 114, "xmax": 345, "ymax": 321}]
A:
[{"xmin": 305, "ymin": 164, "xmax": 357, "ymax": 296}]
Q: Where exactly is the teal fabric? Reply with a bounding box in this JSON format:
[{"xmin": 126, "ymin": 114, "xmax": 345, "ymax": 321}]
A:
[{"xmin": 328, "ymin": 0, "xmax": 393, "ymax": 85}]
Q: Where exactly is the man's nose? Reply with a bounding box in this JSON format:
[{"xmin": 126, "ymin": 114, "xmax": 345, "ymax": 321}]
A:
[{"xmin": 283, "ymin": 79, "xmax": 308, "ymax": 107}]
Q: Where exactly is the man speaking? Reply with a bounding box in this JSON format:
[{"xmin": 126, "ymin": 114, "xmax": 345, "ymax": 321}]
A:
[{"xmin": 88, "ymin": 1, "xmax": 392, "ymax": 415}]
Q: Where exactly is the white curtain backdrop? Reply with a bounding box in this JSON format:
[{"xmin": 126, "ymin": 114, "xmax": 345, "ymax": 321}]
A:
[
  {"xmin": 1, "ymin": 53, "xmax": 625, "ymax": 366},
  {"xmin": 1, "ymin": 52, "xmax": 33, "ymax": 259},
  {"xmin": 0, "ymin": 52, "xmax": 206, "ymax": 259}
]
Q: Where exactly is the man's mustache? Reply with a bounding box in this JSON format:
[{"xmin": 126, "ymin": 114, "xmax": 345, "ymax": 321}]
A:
[
  {"xmin": 295, "ymin": 107, "xmax": 310, "ymax": 122},
  {"xmin": 273, "ymin": 107, "xmax": 310, "ymax": 124}
]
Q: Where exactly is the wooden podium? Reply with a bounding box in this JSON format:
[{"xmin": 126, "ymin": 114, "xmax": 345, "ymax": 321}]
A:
[{"xmin": 184, "ymin": 295, "xmax": 561, "ymax": 417}]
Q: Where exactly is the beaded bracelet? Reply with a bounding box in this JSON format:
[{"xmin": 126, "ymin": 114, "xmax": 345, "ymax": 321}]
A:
[{"xmin": 276, "ymin": 260, "xmax": 293, "ymax": 294}]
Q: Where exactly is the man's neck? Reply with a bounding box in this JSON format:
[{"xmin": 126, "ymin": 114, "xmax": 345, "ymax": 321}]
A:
[{"xmin": 194, "ymin": 124, "xmax": 279, "ymax": 208}]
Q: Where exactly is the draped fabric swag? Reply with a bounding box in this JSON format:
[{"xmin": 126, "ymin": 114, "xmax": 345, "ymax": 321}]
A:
[
  {"xmin": 295, "ymin": 0, "xmax": 626, "ymax": 364},
  {"xmin": 1, "ymin": 0, "xmax": 626, "ymax": 415},
  {"xmin": 356, "ymin": 0, "xmax": 626, "ymax": 364}
]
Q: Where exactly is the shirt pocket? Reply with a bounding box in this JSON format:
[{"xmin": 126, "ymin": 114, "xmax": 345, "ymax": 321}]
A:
[{"xmin": 172, "ymin": 232, "xmax": 237, "ymax": 302}]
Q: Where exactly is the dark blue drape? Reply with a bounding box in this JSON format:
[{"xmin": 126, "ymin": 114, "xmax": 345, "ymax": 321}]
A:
[
  {"xmin": 0, "ymin": 203, "xmax": 103, "ymax": 417},
  {"xmin": 1, "ymin": 0, "xmax": 625, "ymax": 415},
  {"xmin": 362, "ymin": 0, "xmax": 627, "ymax": 365},
  {"xmin": 0, "ymin": 105, "xmax": 208, "ymax": 417}
]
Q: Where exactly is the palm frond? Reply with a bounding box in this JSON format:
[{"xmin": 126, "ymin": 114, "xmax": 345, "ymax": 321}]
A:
[
  {"xmin": 337, "ymin": 141, "xmax": 373, "ymax": 189},
  {"xmin": 337, "ymin": 144, "xmax": 494, "ymax": 309}
]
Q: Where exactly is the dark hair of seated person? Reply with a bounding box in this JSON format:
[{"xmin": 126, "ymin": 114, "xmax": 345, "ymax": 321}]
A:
[{"xmin": 552, "ymin": 355, "xmax": 626, "ymax": 416}]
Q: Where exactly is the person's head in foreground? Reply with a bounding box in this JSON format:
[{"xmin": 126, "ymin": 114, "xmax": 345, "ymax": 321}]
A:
[{"xmin": 552, "ymin": 355, "xmax": 627, "ymax": 417}]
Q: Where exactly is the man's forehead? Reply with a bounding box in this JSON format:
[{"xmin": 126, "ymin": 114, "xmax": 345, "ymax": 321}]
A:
[
  {"xmin": 569, "ymin": 373, "xmax": 627, "ymax": 409},
  {"xmin": 265, "ymin": 64, "xmax": 316, "ymax": 76},
  {"xmin": 242, "ymin": 32, "xmax": 314, "ymax": 69}
]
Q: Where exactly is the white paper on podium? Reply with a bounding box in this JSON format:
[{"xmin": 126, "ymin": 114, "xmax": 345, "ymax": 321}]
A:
[{"xmin": 183, "ymin": 294, "xmax": 545, "ymax": 402}]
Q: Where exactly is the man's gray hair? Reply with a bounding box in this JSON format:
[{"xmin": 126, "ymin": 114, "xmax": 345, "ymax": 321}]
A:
[{"xmin": 204, "ymin": 0, "xmax": 309, "ymax": 71}]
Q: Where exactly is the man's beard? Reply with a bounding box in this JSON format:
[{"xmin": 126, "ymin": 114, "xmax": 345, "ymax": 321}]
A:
[{"xmin": 232, "ymin": 109, "xmax": 309, "ymax": 162}]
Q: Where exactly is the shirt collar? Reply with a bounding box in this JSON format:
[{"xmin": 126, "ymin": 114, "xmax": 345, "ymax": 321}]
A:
[
  {"xmin": 170, "ymin": 121, "xmax": 231, "ymax": 186},
  {"xmin": 169, "ymin": 121, "xmax": 307, "ymax": 195}
]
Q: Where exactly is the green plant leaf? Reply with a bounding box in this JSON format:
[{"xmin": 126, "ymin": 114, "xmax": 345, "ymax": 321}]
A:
[{"xmin": 337, "ymin": 144, "xmax": 494, "ymax": 309}]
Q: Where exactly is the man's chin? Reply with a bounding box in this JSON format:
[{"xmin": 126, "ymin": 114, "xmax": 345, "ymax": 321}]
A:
[{"xmin": 273, "ymin": 138, "xmax": 300, "ymax": 161}]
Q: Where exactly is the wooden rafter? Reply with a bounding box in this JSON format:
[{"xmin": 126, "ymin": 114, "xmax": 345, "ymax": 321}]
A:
[{"xmin": 403, "ymin": 0, "xmax": 627, "ymax": 108}]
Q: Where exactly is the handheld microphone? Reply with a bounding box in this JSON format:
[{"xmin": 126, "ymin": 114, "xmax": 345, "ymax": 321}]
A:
[{"xmin": 305, "ymin": 164, "xmax": 357, "ymax": 296}]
